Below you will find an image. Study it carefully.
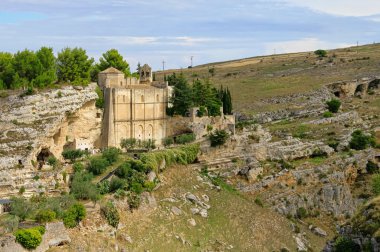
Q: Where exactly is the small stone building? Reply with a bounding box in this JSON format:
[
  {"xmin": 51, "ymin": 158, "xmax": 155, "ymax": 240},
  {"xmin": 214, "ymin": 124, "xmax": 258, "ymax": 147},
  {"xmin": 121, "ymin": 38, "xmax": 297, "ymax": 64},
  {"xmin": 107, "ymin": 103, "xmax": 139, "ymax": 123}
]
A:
[{"xmin": 99, "ymin": 65, "xmax": 172, "ymax": 148}]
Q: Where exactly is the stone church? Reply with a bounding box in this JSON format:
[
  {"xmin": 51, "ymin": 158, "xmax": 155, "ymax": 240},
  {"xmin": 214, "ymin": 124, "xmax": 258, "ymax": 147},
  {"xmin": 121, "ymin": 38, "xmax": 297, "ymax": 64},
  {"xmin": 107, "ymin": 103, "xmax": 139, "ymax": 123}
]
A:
[{"xmin": 99, "ymin": 64, "xmax": 172, "ymax": 148}]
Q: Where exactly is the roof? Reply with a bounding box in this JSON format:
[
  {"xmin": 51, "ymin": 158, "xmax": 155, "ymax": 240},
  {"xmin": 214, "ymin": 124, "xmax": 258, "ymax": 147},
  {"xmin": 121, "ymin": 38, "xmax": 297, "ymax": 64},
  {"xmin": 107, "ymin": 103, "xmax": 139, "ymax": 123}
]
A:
[{"xmin": 100, "ymin": 67, "xmax": 123, "ymax": 74}]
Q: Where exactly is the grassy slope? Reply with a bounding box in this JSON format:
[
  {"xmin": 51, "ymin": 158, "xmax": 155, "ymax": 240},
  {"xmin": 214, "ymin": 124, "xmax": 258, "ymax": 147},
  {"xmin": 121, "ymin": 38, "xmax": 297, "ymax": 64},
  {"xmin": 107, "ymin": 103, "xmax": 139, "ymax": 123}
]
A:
[{"xmin": 156, "ymin": 43, "xmax": 380, "ymax": 115}]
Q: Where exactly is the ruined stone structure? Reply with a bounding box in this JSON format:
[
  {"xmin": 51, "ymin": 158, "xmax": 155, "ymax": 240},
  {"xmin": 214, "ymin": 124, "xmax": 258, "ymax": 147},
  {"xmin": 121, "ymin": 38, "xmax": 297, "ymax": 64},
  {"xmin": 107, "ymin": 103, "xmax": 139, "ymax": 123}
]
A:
[{"xmin": 99, "ymin": 66, "xmax": 172, "ymax": 148}]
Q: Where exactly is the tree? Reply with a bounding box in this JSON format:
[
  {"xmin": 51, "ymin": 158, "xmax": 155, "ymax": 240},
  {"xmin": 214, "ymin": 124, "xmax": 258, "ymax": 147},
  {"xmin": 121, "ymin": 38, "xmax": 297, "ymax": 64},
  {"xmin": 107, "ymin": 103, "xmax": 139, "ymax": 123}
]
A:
[
  {"xmin": 102, "ymin": 147, "xmax": 120, "ymax": 164},
  {"xmin": 349, "ymin": 130, "xmax": 376, "ymax": 150},
  {"xmin": 209, "ymin": 129, "xmax": 229, "ymax": 147},
  {"xmin": 168, "ymin": 73, "xmax": 193, "ymax": 116},
  {"xmin": 314, "ymin": 49, "xmax": 327, "ymax": 58},
  {"xmin": 120, "ymin": 138, "xmax": 137, "ymax": 151},
  {"xmin": 87, "ymin": 157, "xmax": 109, "ymax": 175},
  {"xmin": 10, "ymin": 197, "xmax": 32, "ymax": 221},
  {"xmin": 33, "ymin": 47, "xmax": 57, "ymax": 87},
  {"xmin": 57, "ymin": 47, "xmax": 94, "ymax": 85},
  {"xmin": 70, "ymin": 172, "xmax": 99, "ymax": 202},
  {"xmin": 13, "ymin": 49, "xmax": 42, "ymax": 87},
  {"xmin": 62, "ymin": 149, "xmax": 85, "ymax": 163},
  {"xmin": 0, "ymin": 52, "xmax": 15, "ymax": 89},
  {"xmin": 97, "ymin": 49, "xmax": 131, "ymax": 77},
  {"xmin": 326, "ymin": 98, "xmax": 341, "ymax": 113},
  {"xmin": 101, "ymin": 201, "xmax": 120, "ymax": 228}
]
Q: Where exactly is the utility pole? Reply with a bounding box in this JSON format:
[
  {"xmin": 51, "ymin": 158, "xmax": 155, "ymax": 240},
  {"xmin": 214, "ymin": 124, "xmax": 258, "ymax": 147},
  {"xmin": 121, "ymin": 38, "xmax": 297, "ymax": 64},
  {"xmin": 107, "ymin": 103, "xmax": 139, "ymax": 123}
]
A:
[
  {"xmin": 191, "ymin": 56, "xmax": 194, "ymax": 68},
  {"xmin": 356, "ymin": 41, "xmax": 359, "ymax": 54},
  {"xmin": 162, "ymin": 60, "xmax": 166, "ymax": 71}
]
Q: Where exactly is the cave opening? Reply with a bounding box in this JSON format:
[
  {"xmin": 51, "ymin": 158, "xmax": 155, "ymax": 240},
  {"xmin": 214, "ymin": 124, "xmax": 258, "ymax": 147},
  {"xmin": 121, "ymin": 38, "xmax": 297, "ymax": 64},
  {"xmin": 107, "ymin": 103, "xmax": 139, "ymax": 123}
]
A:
[
  {"xmin": 36, "ymin": 148, "xmax": 53, "ymax": 169},
  {"xmin": 333, "ymin": 91, "xmax": 341, "ymax": 97},
  {"xmin": 354, "ymin": 84, "xmax": 365, "ymax": 96},
  {"xmin": 368, "ymin": 79, "xmax": 379, "ymax": 91}
]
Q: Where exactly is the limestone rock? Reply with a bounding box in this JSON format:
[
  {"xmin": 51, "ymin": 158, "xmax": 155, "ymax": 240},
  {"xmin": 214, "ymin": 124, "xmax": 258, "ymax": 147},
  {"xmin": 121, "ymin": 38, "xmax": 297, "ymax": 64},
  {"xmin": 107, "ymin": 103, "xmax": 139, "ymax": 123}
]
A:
[{"xmin": 171, "ymin": 206, "xmax": 182, "ymax": 216}]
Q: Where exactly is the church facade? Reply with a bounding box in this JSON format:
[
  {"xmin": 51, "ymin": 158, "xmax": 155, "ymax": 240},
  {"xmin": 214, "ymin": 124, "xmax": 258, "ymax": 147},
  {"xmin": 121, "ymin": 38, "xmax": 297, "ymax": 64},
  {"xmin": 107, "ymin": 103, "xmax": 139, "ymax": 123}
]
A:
[{"xmin": 99, "ymin": 65, "xmax": 172, "ymax": 148}]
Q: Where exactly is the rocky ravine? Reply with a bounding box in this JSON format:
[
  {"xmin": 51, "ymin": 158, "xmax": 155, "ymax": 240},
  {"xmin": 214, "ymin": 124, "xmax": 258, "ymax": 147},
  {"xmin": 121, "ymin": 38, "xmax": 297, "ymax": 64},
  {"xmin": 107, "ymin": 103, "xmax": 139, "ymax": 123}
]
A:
[{"xmin": 0, "ymin": 84, "xmax": 101, "ymax": 197}]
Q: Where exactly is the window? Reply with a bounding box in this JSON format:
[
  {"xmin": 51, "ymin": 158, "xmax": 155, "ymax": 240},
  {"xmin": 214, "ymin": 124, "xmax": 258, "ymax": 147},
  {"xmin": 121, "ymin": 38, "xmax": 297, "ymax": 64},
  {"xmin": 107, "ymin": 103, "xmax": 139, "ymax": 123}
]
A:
[
  {"xmin": 141, "ymin": 95, "xmax": 145, "ymax": 102},
  {"xmin": 156, "ymin": 94, "xmax": 159, "ymax": 102}
]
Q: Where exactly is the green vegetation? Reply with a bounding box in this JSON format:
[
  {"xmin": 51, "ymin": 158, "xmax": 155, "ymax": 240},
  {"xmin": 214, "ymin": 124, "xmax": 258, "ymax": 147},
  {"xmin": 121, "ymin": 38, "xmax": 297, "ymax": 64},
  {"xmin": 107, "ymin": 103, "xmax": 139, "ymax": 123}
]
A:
[
  {"xmin": 296, "ymin": 207, "xmax": 308, "ymax": 219},
  {"xmin": 314, "ymin": 49, "xmax": 327, "ymax": 58},
  {"xmin": 120, "ymin": 138, "xmax": 156, "ymax": 151},
  {"xmin": 175, "ymin": 133, "xmax": 196, "ymax": 144},
  {"xmin": 87, "ymin": 157, "xmax": 109, "ymax": 175},
  {"xmin": 219, "ymin": 86, "xmax": 233, "ymax": 115},
  {"xmin": 349, "ymin": 130, "xmax": 376, "ymax": 150},
  {"xmin": 57, "ymin": 47, "xmax": 94, "ymax": 85},
  {"xmin": 209, "ymin": 129, "xmax": 229, "ymax": 147},
  {"xmin": 95, "ymin": 86, "xmax": 104, "ymax": 109},
  {"xmin": 326, "ymin": 98, "xmax": 341, "ymax": 113},
  {"xmin": 14, "ymin": 226, "xmax": 45, "ymax": 249},
  {"xmin": 372, "ymin": 174, "xmax": 380, "ymax": 195},
  {"xmin": 47, "ymin": 156, "xmax": 58, "ymax": 168},
  {"xmin": 139, "ymin": 143, "xmax": 200, "ymax": 173},
  {"xmin": 70, "ymin": 171, "xmax": 99, "ymax": 202},
  {"xmin": 63, "ymin": 203, "xmax": 86, "ymax": 228},
  {"xmin": 62, "ymin": 149, "xmax": 86, "ymax": 162},
  {"xmin": 366, "ymin": 161, "xmax": 379, "ymax": 174},
  {"xmin": 323, "ymin": 111, "xmax": 333, "ymax": 118},
  {"xmin": 334, "ymin": 236, "xmax": 360, "ymax": 252},
  {"xmin": 92, "ymin": 49, "xmax": 132, "ymax": 80},
  {"xmin": 35, "ymin": 209, "xmax": 56, "ymax": 223},
  {"xmin": 100, "ymin": 201, "xmax": 120, "ymax": 228},
  {"xmin": 166, "ymin": 73, "xmax": 224, "ymax": 117},
  {"xmin": 102, "ymin": 147, "xmax": 120, "ymax": 164}
]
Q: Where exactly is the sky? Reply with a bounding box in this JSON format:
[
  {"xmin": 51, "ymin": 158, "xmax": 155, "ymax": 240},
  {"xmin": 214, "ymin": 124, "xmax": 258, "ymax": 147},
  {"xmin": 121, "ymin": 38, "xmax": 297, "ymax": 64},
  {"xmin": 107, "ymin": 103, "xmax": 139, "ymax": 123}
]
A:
[{"xmin": 0, "ymin": 0, "xmax": 379, "ymax": 70}]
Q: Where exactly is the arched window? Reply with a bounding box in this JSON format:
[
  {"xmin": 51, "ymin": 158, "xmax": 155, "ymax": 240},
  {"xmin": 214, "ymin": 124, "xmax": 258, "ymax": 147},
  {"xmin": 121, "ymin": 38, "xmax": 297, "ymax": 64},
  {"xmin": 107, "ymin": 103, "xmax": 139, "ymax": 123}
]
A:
[
  {"xmin": 156, "ymin": 94, "xmax": 159, "ymax": 102},
  {"xmin": 141, "ymin": 95, "xmax": 145, "ymax": 102}
]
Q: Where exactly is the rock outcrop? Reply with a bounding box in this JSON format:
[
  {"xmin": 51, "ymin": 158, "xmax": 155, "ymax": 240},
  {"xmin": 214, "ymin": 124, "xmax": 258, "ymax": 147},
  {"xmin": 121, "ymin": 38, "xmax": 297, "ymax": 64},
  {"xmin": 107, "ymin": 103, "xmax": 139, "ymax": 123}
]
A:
[{"xmin": 0, "ymin": 84, "xmax": 101, "ymax": 197}]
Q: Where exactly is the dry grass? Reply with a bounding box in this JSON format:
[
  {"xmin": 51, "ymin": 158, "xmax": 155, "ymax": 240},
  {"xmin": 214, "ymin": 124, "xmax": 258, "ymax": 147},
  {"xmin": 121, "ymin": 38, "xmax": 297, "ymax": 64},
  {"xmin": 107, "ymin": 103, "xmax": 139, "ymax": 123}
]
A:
[{"xmin": 156, "ymin": 43, "xmax": 380, "ymax": 115}]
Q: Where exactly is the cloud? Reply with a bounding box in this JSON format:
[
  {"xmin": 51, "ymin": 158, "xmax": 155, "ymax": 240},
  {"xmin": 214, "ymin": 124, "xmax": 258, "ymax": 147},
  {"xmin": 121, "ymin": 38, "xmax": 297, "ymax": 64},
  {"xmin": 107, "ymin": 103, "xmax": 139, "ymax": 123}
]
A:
[
  {"xmin": 264, "ymin": 38, "xmax": 355, "ymax": 54},
  {"xmin": 280, "ymin": 0, "xmax": 380, "ymax": 17}
]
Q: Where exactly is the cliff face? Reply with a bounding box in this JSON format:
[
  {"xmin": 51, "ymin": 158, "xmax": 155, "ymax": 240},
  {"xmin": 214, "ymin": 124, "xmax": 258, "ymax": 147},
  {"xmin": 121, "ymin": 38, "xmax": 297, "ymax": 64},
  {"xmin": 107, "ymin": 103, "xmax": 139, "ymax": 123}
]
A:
[{"xmin": 0, "ymin": 84, "xmax": 102, "ymax": 197}]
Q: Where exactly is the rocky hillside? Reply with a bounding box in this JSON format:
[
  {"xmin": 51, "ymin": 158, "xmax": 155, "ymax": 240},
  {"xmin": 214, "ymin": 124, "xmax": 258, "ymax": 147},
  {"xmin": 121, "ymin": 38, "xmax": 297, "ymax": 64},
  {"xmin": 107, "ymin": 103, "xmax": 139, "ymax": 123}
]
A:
[{"xmin": 0, "ymin": 84, "xmax": 101, "ymax": 197}]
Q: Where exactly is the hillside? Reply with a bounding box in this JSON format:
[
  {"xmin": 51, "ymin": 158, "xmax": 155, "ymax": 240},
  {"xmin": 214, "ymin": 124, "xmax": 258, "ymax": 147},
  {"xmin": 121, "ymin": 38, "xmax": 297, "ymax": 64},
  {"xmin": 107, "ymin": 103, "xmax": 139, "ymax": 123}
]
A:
[{"xmin": 156, "ymin": 43, "xmax": 380, "ymax": 115}]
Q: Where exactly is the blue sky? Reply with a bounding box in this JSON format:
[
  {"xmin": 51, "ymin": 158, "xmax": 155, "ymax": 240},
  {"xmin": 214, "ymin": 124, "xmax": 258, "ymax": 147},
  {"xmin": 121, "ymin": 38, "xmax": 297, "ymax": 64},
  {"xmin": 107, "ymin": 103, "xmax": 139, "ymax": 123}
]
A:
[{"xmin": 0, "ymin": 0, "xmax": 379, "ymax": 70}]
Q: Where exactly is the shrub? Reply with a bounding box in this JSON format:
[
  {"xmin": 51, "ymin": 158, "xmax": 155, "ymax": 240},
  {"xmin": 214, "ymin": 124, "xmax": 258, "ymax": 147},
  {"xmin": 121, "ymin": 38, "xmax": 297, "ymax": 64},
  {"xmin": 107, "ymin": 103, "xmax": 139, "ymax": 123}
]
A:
[
  {"xmin": 366, "ymin": 161, "xmax": 379, "ymax": 174},
  {"xmin": 327, "ymin": 138, "xmax": 339, "ymax": 151},
  {"xmin": 47, "ymin": 156, "xmax": 58, "ymax": 167},
  {"xmin": 109, "ymin": 177, "xmax": 127, "ymax": 192},
  {"xmin": 296, "ymin": 207, "xmax": 308, "ymax": 219},
  {"xmin": 326, "ymin": 99, "xmax": 341, "ymax": 113},
  {"xmin": 334, "ymin": 236, "xmax": 360, "ymax": 252},
  {"xmin": 95, "ymin": 86, "xmax": 104, "ymax": 109},
  {"xmin": 87, "ymin": 157, "xmax": 109, "ymax": 175},
  {"xmin": 254, "ymin": 197, "xmax": 264, "ymax": 207},
  {"xmin": 10, "ymin": 197, "xmax": 31, "ymax": 221},
  {"xmin": 100, "ymin": 201, "xmax": 120, "ymax": 228},
  {"xmin": 372, "ymin": 174, "xmax": 380, "ymax": 195},
  {"xmin": 14, "ymin": 227, "xmax": 44, "ymax": 249},
  {"xmin": 102, "ymin": 147, "xmax": 120, "ymax": 164},
  {"xmin": 35, "ymin": 209, "xmax": 56, "ymax": 223},
  {"xmin": 63, "ymin": 203, "xmax": 86, "ymax": 228},
  {"xmin": 349, "ymin": 130, "xmax": 376, "ymax": 150},
  {"xmin": 97, "ymin": 180, "xmax": 110, "ymax": 194},
  {"xmin": 19, "ymin": 186, "xmax": 25, "ymax": 195},
  {"xmin": 70, "ymin": 172, "xmax": 99, "ymax": 201},
  {"xmin": 209, "ymin": 129, "xmax": 229, "ymax": 147},
  {"xmin": 323, "ymin": 111, "xmax": 333, "ymax": 118},
  {"xmin": 314, "ymin": 49, "xmax": 327, "ymax": 58},
  {"xmin": 120, "ymin": 138, "xmax": 137, "ymax": 150},
  {"xmin": 115, "ymin": 162, "xmax": 133, "ymax": 178},
  {"xmin": 127, "ymin": 192, "xmax": 141, "ymax": 210},
  {"xmin": 175, "ymin": 133, "xmax": 196, "ymax": 144},
  {"xmin": 72, "ymin": 162, "xmax": 84, "ymax": 173},
  {"xmin": 129, "ymin": 181, "xmax": 144, "ymax": 194},
  {"xmin": 163, "ymin": 137, "xmax": 174, "ymax": 147},
  {"xmin": 62, "ymin": 149, "xmax": 85, "ymax": 162}
]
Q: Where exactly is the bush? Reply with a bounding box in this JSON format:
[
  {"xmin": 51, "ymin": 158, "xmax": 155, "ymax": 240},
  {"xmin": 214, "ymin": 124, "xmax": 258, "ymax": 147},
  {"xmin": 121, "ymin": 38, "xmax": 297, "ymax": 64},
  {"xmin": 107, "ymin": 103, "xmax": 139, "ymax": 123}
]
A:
[
  {"xmin": 72, "ymin": 162, "xmax": 84, "ymax": 173},
  {"xmin": 35, "ymin": 209, "xmax": 56, "ymax": 223},
  {"xmin": 323, "ymin": 111, "xmax": 333, "ymax": 118},
  {"xmin": 100, "ymin": 201, "xmax": 120, "ymax": 228},
  {"xmin": 296, "ymin": 207, "xmax": 308, "ymax": 219},
  {"xmin": 115, "ymin": 162, "xmax": 133, "ymax": 178},
  {"xmin": 326, "ymin": 99, "xmax": 341, "ymax": 113},
  {"xmin": 70, "ymin": 172, "xmax": 99, "ymax": 201},
  {"xmin": 127, "ymin": 192, "xmax": 141, "ymax": 210},
  {"xmin": 102, "ymin": 147, "xmax": 120, "ymax": 164},
  {"xmin": 366, "ymin": 161, "xmax": 379, "ymax": 174},
  {"xmin": 47, "ymin": 156, "xmax": 58, "ymax": 167},
  {"xmin": 120, "ymin": 138, "xmax": 137, "ymax": 150},
  {"xmin": 175, "ymin": 133, "xmax": 196, "ymax": 144},
  {"xmin": 10, "ymin": 197, "xmax": 31, "ymax": 221},
  {"xmin": 62, "ymin": 149, "xmax": 85, "ymax": 162},
  {"xmin": 109, "ymin": 177, "xmax": 127, "ymax": 192},
  {"xmin": 63, "ymin": 203, "xmax": 86, "ymax": 228},
  {"xmin": 14, "ymin": 227, "xmax": 44, "ymax": 249},
  {"xmin": 372, "ymin": 174, "xmax": 380, "ymax": 195},
  {"xmin": 349, "ymin": 130, "xmax": 376, "ymax": 150},
  {"xmin": 254, "ymin": 197, "xmax": 264, "ymax": 207},
  {"xmin": 97, "ymin": 180, "xmax": 110, "ymax": 194},
  {"xmin": 87, "ymin": 157, "xmax": 109, "ymax": 175},
  {"xmin": 163, "ymin": 137, "xmax": 174, "ymax": 147},
  {"xmin": 314, "ymin": 49, "xmax": 327, "ymax": 58},
  {"xmin": 327, "ymin": 138, "xmax": 339, "ymax": 151},
  {"xmin": 209, "ymin": 129, "xmax": 229, "ymax": 147},
  {"xmin": 334, "ymin": 236, "xmax": 360, "ymax": 252}
]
